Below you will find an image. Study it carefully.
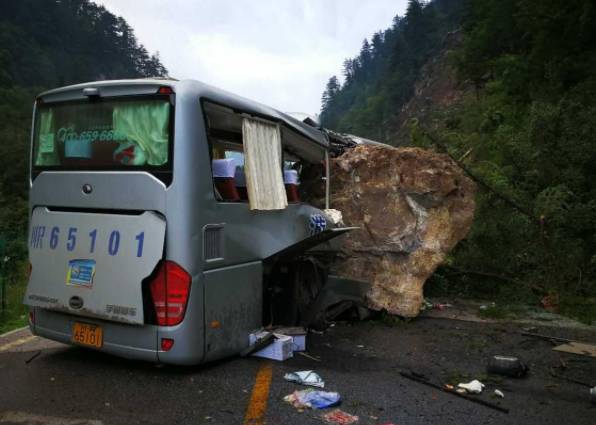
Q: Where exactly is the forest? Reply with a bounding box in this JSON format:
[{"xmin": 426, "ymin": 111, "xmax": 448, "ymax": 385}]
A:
[
  {"xmin": 0, "ymin": 0, "xmax": 167, "ymax": 330},
  {"xmin": 321, "ymin": 0, "xmax": 596, "ymax": 322}
]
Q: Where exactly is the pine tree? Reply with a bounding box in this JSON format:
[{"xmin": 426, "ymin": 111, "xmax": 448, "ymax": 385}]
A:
[{"xmin": 321, "ymin": 76, "xmax": 340, "ymax": 111}]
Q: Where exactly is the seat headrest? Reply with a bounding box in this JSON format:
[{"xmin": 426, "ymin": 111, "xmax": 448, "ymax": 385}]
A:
[
  {"xmin": 283, "ymin": 169, "xmax": 299, "ymax": 185},
  {"xmin": 212, "ymin": 158, "xmax": 236, "ymax": 178}
]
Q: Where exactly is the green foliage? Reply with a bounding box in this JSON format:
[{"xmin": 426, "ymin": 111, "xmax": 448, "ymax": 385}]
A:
[
  {"xmin": 320, "ymin": 0, "xmax": 466, "ymax": 140},
  {"xmin": 427, "ymin": 0, "xmax": 596, "ymax": 318},
  {"xmin": 0, "ymin": 0, "xmax": 168, "ymax": 89},
  {"xmin": 0, "ymin": 265, "xmax": 29, "ymax": 334}
]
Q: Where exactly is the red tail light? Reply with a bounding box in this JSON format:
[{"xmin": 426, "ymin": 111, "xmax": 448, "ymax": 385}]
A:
[
  {"xmin": 157, "ymin": 86, "xmax": 173, "ymax": 95},
  {"xmin": 149, "ymin": 261, "xmax": 191, "ymax": 326}
]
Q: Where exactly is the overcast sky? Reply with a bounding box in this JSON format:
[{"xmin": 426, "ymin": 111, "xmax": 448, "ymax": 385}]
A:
[{"xmin": 99, "ymin": 0, "xmax": 408, "ymax": 115}]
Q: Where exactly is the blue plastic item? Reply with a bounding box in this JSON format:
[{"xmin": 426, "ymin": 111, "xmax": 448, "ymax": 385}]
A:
[{"xmin": 302, "ymin": 390, "xmax": 341, "ymax": 409}]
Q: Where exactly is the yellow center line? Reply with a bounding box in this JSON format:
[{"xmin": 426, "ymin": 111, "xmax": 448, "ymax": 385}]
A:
[
  {"xmin": 0, "ymin": 335, "xmax": 38, "ymax": 353},
  {"xmin": 243, "ymin": 362, "xmax": 273, "ymax": 425}
]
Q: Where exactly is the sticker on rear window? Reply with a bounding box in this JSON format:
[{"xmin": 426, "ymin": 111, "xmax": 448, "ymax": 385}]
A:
[{"xmin": 66, "ymin": 259, "xmax": 96, "ymax": 288}]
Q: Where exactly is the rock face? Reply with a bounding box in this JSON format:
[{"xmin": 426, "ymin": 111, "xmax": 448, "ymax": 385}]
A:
[{"xmin": 328, "ymin": 144, "xmax": 476, "ymax": 317}]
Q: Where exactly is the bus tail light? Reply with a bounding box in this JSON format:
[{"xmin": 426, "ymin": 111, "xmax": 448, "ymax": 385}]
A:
[
  {"xmin": 149, "ymin": 261, "xmax": 191, "ymax": 326},
  {"xmin": 157, "ymin": 86, "xmax": 173, "ymax": 95}
]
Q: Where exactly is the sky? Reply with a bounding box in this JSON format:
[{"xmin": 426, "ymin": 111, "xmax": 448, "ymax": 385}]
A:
[{"xmin": 99, "ymin": 0, "xmax": 408, "ymax": 116}]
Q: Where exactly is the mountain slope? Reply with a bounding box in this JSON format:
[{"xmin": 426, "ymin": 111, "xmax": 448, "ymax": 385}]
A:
[
  {"xmin": 320, "ymin": 0, "xmax": 596, "ymax": 321},
  {"xmin": 320, "ymin": 0, "xmax": 465, "ymax": 142}
]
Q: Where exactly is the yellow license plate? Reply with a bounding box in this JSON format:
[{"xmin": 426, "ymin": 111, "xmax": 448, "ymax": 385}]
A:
[{"xmin": 72, "ymin": 322, "xmax": 103, "ymax": 348}]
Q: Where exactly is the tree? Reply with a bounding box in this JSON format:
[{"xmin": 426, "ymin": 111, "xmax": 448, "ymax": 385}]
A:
[{"xmin": 321, "ymin": 76, "xmax": 340, "ymax": 111}]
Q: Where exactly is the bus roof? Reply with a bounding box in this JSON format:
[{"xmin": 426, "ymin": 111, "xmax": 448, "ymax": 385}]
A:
[{"xmin": 38, "ymin": 78, "xmax": 328, "ymax": 148}]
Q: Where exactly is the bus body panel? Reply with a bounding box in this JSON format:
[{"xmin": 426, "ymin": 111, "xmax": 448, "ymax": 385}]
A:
[
  {"xmin": 26, "ymin": 208, "xmax": 166, "ymax": 325},
  {"xmin": 202, "ymin": 261, "xmax": 262, "ymax": 363},
  {"xmin": 29, "ymin": 171, "xmax": 167, "ymax": 213}
]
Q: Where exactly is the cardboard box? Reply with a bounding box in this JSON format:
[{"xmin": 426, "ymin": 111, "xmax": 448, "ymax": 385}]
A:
[
  {"xmin": 273, "ymin": 327, "xmax": 307, "ymax": 352},
  {"xmin": 251, "ymin": 333, "xmax": 293, "ymax": 361}
]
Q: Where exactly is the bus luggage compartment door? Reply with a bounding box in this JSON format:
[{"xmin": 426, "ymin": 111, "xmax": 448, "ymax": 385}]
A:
[{"xmin": 25, "ymin": 207, "xmax": 166, "ymax": 325}]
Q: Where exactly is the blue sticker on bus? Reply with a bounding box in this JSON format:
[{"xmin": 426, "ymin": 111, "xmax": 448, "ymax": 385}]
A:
[
  {"xmin": 309, "ymin": 214, "xmax": 327, "ymax": 235},
  {"xmin": 66, "ymin": 259, "xmax": 96, "ymax": 288}
]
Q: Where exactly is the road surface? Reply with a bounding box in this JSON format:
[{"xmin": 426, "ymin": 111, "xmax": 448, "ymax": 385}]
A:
[{"xmin": 0, "ymin": 317, "xmax": 595, "ymax": 424}]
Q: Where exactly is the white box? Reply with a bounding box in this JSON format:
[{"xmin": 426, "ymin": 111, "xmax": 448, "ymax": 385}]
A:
[
  {"xmin": 251, "ymin": 334, "xmax": 294, "ymax": 361},
  {"xmin": 273, "ymin": 327, "xmax": 307, "ymax": 352}
]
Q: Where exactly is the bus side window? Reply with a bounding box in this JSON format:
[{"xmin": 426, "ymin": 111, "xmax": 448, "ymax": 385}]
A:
[
  {"xmin": 283, "ymin": 155, "xmax": 301, "ymax": 203},
  {"xmin": 211, "ymin": 139, "xmax": 247, "ymax": 202}
]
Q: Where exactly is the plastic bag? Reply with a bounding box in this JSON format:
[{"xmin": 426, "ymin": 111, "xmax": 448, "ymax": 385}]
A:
[
  {"xmin": 284, "ymin": 370, "xmax": 325, "ymax": 388},
  {"xmin": 283, "ymin": 389, "xmax": 340, "ymax": 409}
]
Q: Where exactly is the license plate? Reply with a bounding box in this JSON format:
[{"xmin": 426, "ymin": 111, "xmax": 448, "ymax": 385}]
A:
[{"xmin": 72, "ymin": 322, "xmax": 103, "ymax": 348}]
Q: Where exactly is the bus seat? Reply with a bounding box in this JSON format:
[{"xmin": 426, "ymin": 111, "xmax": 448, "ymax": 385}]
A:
[
  {"xmin": 284, "ymin": 169, "xmax": 300, "ymax": 203},
  {"xmin": 212, "ymin": 159, "xmax": 240, "ymax": 201},
  {"xmin": 234, "ymin": 166, "xmax": 248, "ymax": 201}
]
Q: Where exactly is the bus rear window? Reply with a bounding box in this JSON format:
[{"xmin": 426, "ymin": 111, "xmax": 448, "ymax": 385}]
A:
[{"xmin": 33, "ymin": 97, "xmax": 172, "ymax": 171}]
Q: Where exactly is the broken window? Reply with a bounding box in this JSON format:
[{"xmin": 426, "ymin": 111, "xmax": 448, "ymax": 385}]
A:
[{"xmin": 202, "ymin": 101, "xmax": 326, "ymax": 208}]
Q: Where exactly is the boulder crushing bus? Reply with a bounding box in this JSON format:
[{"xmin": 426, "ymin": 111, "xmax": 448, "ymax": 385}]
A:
[{"xmin": 24, "ymin": 79, "xmax": 356, "ymax": 365}]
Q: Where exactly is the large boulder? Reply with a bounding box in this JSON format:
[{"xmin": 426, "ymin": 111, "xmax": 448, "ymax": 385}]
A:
[{"xmin": 328, "ymin": 144, "xmax": 476, "ymax": 317}]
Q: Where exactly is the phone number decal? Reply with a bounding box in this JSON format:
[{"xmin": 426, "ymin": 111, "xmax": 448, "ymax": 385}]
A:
[{"xmin": 30, "ymin": 226, "xmax": 145, "ymax": 258}]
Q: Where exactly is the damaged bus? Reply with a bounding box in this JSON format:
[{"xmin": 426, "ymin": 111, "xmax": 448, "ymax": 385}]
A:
[{"xmin": 24, "ymin": 79, "xmax": 359, "ymax": 365}]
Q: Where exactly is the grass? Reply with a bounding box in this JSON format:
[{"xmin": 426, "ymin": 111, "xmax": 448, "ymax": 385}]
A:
[{"xmin": 0, "ymin": 278, "xmax": 28, "ymax": 334}]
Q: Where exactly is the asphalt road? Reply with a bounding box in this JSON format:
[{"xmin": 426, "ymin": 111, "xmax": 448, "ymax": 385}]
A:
[{"xmin": 0, "ymin": 317, "xmax": 595, "ymax": 425}]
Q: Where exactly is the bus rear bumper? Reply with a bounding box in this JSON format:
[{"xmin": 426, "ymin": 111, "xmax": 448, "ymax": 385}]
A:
[{"xmin": 33, "ymin": 308, "xmax": 159, "ymax": 363}]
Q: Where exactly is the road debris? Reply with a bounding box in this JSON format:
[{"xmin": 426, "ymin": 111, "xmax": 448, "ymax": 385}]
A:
[
  {"xmin": 284, "ymin": 370, "xmax": 325, "ymax": 388},
  {"xmin": 24, "ymin": 350, "xmax": 41, "ymax": 364},
  {"xmin": 296, "ymin": 351, "xmax": 321, "ymax": 362},
  {"xmin": 494, "ymin": 389, "xmax": 505, "ymax": 398},
  {"xmin": 273, "ymin": 327, "xmax": 307, "ymax": 351},
  {"xmin": 487, "ymin": 355, "xmax": 528, "ymax": 377},
  {"xmin": 422, "ymin": 299, "xmax": 454, "ymax": 311},
  {"xmin": 321, "ymin": 409, "xmax": 359, "ymax": 424},
  {"xmin": 248, "ymin": 331, "xmax": 293, "ymax": 361},
  {"xmin": 520, "ymin": 331, "xmax": 576, "ymax": 344},
  {"xmin": 458, "ymin": 379, "xmax": 485, "ymax": 394},
  {"xmin": 399, "ymin": 372, "xmax": 509, "ymax": 414},
  {"xmin": 241, "ymin": 331, "xmax": 274, "ymax": 357},
  {"xmin": 283, "ymin": 389, "xmax": 341, "ymax": 409},
  {"xmin": 552, "ymin": 342, "xmax": 596, "ymax": 358},
  {"xmin": 590, "ymin": 387, "xmax": 596, "ymax": 405}
]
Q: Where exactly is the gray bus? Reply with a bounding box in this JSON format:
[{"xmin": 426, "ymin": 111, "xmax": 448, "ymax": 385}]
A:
[{"xmin": 24, "ymin": 79, "xmax": 355, "ymax": 365}]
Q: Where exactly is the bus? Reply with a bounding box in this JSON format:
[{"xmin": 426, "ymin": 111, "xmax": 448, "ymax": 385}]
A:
[{"xmin": 24, "ymin": 79, "xmax": 357, "ymax": 365}]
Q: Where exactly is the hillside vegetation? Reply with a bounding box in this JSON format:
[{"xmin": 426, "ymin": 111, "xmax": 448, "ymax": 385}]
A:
[
  {"xmin": 321, "ymin": 0, "xmax": 596, "ymax": 321},
  {"xmin": 0, "ymin": 0, "xmax": 167, "ymax": 325}
]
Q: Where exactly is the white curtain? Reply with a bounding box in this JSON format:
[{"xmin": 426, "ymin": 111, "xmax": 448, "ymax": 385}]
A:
[{"xmin": 242, "ymin": 117, "xmax": 288, "ymax": 210}]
